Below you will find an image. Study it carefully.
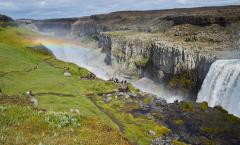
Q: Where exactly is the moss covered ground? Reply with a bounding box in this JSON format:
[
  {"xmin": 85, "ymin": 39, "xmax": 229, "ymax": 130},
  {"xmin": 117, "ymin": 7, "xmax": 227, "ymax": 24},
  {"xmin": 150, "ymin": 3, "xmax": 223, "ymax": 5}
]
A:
[{"xmin": 92, "ymin": 95, "xmax": 170, "ymax": 145}]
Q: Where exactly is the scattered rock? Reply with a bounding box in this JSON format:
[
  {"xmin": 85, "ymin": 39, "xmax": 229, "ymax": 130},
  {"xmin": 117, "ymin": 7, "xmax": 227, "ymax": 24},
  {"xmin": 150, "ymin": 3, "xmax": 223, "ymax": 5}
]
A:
[
  {"xmin": 148, "ymin": 130, "xmax": 156, "ymax": 136},
  {"xmin": 103, "ymin": 96, "xmax": 112, "ymax": 103},
  {"xmin": 64, "ymin": 71, "xmax": 72, "ymax": 77},
  {"xmin": 70, "ymin": 108, "xmax": 80, "ymax": 114},
  {"xmin": 29, "ymin": 96, "xmax": 38, "ymax": 106}
]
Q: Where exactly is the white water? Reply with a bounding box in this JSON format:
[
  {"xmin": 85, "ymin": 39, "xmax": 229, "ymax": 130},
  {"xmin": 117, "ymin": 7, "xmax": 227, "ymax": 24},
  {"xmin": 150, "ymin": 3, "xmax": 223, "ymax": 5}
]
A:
[
  {"xmin": 197, "ymin": 59, "xmax": 240, "ymax": 117},
  {"xmin": 43, "ymin": 42, "xmax": 183, "ymax": 103}
]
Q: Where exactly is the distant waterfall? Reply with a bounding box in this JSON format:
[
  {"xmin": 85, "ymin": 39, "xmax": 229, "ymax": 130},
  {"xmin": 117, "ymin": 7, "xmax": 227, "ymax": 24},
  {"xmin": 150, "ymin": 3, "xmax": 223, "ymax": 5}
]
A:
[{"xmin": 197, "ymin": 59, "xmax": 240, "ymax": 117}]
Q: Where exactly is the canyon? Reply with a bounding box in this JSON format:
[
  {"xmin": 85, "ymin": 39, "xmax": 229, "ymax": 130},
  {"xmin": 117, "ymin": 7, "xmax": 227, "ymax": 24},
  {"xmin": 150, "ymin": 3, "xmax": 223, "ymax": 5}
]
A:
[{"xmin": 17, "ymin": 5, "xmax": 240, "ymax": 99}]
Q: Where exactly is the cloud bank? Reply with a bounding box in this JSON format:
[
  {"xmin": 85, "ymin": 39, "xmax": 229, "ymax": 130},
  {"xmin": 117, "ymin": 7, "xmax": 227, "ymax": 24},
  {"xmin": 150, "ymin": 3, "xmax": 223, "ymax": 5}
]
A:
[{"xmin": 0, "ymin": 0, "xmax": 239, "ymax": 19}]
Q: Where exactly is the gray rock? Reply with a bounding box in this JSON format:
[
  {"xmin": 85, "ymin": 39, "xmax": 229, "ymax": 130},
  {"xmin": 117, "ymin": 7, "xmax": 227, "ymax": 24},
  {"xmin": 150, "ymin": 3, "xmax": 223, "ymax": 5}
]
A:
[
  {"xmin": 29, "ymin": 96, "xmax": 38, "ymax": 106},
  {"xmin": 148, "ymin": 130, "xmax": 156, "ymax": 136},
  {"xmin": 103, "ymin": 96, "xmax": 112, "ymax": 103},
  {"xmin": 64, "ymin": 71, "xmax": 72, "ymax": 77}
]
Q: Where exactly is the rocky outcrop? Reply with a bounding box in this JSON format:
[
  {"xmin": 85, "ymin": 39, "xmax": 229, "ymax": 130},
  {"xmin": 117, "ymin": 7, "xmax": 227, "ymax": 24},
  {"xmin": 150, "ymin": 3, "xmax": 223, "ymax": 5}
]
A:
[
  {"xmin": 97, "ymin": 16, "xmax": 240, "ymax": 96},
  {"xmin": 71, "ymin": 18, "xmax": 109, "ymax": 37},
  {"xmin": 98, "ymin": 32, "xmax": 213, "ymax": 88},
  {"xmin": 133, "ymin": 99, "xmax": 240, "ymax": 145},
  {"xmin": 98, "ymin": 33, "xmax": 153, "ymax": 77},
  {"xmin": 0, "ymin": 14, "xmax": 17, "ymax": 27}
]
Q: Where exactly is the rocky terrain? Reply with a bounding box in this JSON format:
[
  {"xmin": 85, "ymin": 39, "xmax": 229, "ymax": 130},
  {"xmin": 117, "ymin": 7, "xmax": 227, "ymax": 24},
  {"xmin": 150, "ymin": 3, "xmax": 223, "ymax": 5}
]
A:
[
  {"xmin": 136, "ymin": 98, "xmax": 240, "ymax": 145},
  {"xmin": 17, "ymin": 5, "xmax": 240, "ymax": 97},
  {"xmin": 91, "ymin": 88, "xmax": 240, "ymax": 145}
]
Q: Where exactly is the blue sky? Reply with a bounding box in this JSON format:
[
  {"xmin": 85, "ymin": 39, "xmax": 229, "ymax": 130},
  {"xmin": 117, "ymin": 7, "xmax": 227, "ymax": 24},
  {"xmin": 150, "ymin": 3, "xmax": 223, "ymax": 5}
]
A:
[{"xmin": 0, "ymin": 0, "xmax": 239, "ymax": 19}]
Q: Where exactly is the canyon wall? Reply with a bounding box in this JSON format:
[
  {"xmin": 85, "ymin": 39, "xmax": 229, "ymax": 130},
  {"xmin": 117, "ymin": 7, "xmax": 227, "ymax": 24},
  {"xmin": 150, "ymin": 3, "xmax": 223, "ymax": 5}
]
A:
[{"xmin": 98, "ymin": 32, "xmax": 216, "ymax": 96}]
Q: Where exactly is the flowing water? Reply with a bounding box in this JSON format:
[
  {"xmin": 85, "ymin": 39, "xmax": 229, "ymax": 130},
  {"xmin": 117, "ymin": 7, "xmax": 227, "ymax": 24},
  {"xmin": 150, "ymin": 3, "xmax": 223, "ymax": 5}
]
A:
[
  {"xmin": 43, "ymin": 42, "xmax": 183, "ymax": 103},
  {"xmin": 197, "ymin": 59, "xmax": 240, "ymax": 117}
]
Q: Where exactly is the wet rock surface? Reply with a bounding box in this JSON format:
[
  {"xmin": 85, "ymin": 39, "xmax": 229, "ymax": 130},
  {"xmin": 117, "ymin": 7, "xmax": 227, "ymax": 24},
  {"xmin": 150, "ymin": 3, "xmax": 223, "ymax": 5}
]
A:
[{"xmin": 133, "ymin": 98, "xmax": 240, "ymax": 145}]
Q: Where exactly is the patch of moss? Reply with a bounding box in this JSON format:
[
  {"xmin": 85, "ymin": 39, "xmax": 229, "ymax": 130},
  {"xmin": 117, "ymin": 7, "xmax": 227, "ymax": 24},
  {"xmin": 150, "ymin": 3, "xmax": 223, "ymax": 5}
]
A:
[
  {"xmin": 174, "ymin": 119, "xmax": 184, "ymax": 126},
  {"xmin": 128, "ymin": 83, "xmax": 140, "ymax": 94},
  {"xmin": 199, "ymin": 136, "xmax": 217, "ymax": 145},
  {"xmin": 200, "ymin": 126, "xmax": 226, "ymax": 135},
  {"xmin": 180, "ymin": 102, "xmax": 195, "ymax": 112},
  {"xmin": 200, "ymin": 102, "xmax": 208, "ymax": 111},
  {"xmin": 168, "ymin": 70, "xmax": 198, "ymax": 94},
  {"xmin": 135, "ymin": 58, "xmax": 149, "ymax": 67},
  {"xmin": 172, "ymin": 140, "xmax": 189, "ymax": 145},
  {"xmin": 213, "ymin": 106, "xmax": 228, "ymax": 114},
  {"xmin": 143, "ymin": 97, "xmax": 153, "ymax": 104},
  {"xmin": 168, "ymin": 77, "xmax": 193, "ymax": 91},
  {"xmin": 226, "ymin": 114, "xmax": 239, "ymax": 124}
]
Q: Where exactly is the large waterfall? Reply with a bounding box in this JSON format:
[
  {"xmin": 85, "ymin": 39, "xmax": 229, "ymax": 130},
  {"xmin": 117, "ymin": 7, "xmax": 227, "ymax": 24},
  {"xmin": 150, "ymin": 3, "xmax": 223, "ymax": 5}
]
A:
[{"xmin": 197, "ymin": 59, "xmax": 240, "ymax": 117}]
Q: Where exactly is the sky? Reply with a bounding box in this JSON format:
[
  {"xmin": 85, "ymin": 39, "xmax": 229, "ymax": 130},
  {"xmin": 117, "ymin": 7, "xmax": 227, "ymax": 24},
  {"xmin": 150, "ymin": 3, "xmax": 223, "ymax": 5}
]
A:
[{"xmin": 0, "ymin": 0, "xmax": 239, "ymax": 19}]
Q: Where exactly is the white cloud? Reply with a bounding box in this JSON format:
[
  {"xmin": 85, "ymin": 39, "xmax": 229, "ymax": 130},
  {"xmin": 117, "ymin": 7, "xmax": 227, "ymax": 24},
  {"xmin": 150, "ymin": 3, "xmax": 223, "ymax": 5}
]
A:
[
  {"xmin": 0, "ymin": 1, "xmax": 15, "ymax": 8},
  {"xmin": 39, "ymin": 1, "xmax": 46, "ymax": 7},
  {"xmin": 0, "ymin": 0, "xmax": 239, "ymax": 19},
  {"xmin": 177, "ymin": 0, "xmax": 189, "ymax": 4}
]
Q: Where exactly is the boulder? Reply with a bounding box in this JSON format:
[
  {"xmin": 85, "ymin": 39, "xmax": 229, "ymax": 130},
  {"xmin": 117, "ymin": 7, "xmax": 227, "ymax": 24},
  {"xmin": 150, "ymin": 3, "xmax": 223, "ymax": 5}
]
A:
[
  {"xmin": 64, "ymin": 71, "xmax": 72, "ymax": 77},
  {"xmin": 70, "ymin": 109, "xmax": 80, "ymax": 114},
  {"xmin": 29, "ymin": 97, "xmax": 38, "ymax": 106},
  {"xmin": 148, "ymin": 130, "xmax": 156, "ymax": 136},
  {"xmin": 103, "ymin": 96, "xmax": 112, "ymax": 103}
]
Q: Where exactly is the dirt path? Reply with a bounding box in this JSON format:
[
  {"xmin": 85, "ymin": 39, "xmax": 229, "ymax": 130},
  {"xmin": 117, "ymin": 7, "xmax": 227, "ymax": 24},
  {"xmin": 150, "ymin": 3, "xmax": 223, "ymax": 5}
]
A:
[
  {"xmin": 0, "ymin": 66, "xmax": 37, "ymax": 77},
  {"xmin": 89, "ymin": 97, "xmax": 125, "ymax": 133},
  {"xmin": 35, "ymin": 92, "xmax": 76, "ymax": 97}
]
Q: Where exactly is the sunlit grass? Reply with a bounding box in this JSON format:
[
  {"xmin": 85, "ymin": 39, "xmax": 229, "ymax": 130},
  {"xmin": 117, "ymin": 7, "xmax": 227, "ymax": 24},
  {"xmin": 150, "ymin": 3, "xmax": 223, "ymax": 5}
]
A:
[
  {"xmin": 0, "ymin": 27, "xmax": 117, "ymax": 122},
  {"xmin": 0, "ymin": 104, "xmax": 130, "ymax": 145},
  {"xmin": 95, "ymin": 96, "xmax": 170, "ymax": 145}
]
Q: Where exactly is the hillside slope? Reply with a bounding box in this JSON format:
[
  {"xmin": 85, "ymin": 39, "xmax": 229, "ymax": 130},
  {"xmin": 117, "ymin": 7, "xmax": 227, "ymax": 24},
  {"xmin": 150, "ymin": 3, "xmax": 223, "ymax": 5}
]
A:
[{"xmin": 0, "ymin": 15, "xmax": 171, "ymax": 145}]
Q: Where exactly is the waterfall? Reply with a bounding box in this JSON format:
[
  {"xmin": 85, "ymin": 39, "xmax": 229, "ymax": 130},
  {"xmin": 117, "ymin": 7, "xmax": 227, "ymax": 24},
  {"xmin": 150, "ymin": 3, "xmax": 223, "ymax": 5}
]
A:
[{"xmin": 197, "ymin": 59, "xmax": 240, "ymax": 117}]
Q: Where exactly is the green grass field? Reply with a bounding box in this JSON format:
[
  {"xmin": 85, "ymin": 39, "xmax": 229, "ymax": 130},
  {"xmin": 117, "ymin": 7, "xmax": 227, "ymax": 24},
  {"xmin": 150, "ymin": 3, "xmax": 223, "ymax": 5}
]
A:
[
  {"xmin": 0, "ymin": 26, "xmax": 171, "ymax": 145},
  {"xmin": 0, "ymin": 26, "xmax": 130, "ymax": 144}
]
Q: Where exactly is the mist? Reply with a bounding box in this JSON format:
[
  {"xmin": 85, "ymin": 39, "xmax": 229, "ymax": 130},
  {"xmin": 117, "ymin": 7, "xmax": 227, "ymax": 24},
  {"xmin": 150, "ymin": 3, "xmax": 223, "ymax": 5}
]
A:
[{"xmin": 42, "ymin": 41, "xmax": 184, "ymax": 103}]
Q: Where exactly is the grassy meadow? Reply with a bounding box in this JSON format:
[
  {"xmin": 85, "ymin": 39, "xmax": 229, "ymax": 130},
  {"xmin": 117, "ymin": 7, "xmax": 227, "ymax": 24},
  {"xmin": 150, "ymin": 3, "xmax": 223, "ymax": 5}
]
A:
[{"xmin": 0, "ymin": 26, "xmax": 170, "ymax": 145}]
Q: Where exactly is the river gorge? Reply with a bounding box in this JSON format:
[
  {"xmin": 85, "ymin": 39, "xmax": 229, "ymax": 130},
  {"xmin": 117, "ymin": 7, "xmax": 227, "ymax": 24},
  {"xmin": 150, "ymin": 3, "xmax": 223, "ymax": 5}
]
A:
[{"xmin": 24, "ymin": 5, "xmax": 240, "ymax": 118}]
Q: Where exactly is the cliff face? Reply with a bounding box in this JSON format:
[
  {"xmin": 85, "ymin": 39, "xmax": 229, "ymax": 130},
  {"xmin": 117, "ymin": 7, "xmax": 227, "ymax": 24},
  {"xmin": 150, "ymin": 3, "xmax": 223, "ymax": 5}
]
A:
[
  {"xmin": 98, "ymin": 32, "xmax": 213, "ymax": 90},
  {"xmin": 17, "ymin": 6, "xmax": 240, "ymax": 38},
  {"xmin": 17, "ymin": 18, "xmax": 78, "ymax": 37},
  {"xmin": 97, "ymin": 21, "xmax": 240, "ymax": 96}
]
